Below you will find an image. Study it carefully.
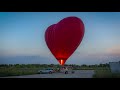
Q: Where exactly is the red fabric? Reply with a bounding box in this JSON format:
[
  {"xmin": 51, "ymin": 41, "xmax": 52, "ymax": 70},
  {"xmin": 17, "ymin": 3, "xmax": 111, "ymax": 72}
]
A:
[{"xmin": 45, "ymin": 16, "xmax": 85, "ymax": 65}]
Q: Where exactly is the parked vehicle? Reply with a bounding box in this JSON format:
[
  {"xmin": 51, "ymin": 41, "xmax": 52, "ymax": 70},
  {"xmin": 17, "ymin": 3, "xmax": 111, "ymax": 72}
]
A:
[{"xmin": 38, "ymin": 68, "xmax": 55, "ymax": 74}]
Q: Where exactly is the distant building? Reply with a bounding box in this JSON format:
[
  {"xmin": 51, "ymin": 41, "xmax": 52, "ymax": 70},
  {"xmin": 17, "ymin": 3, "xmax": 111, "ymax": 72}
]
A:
[{"xmin": 109, "ymin": 61, "xmax": 120, "ymax": 73}]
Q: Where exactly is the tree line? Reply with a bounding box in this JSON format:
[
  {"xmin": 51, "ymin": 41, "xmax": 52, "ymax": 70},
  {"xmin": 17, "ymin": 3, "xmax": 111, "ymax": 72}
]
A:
[{"xmin": 0, "ymin": 63, "xmax": 110, "ymax": 68}]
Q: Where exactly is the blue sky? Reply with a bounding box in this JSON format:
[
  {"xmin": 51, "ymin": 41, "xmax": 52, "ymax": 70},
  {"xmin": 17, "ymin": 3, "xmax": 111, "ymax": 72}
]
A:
[{"xmin": 0, "ymin": 12, "xmax": 120, "ymax": 65}]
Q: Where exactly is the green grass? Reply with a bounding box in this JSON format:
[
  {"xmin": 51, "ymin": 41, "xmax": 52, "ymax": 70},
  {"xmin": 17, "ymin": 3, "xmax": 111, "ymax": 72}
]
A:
[
  {"xmin": 0, "ymin": 64, "xmax": 52, "ymax": 77},
  {"xmin": 78, "ymin": 67, "xmax": 120, "ymax": 78},
  {"xmin": 0, "ymin": 68, "xmax": 41, "ymax": 77},
  {"xmin": 93, "ymin": 67, "xmax": 120, "ymax": 78},
  {"xmin": 0, "ymin": 64, "xmax": 120, "ymax": 78}
]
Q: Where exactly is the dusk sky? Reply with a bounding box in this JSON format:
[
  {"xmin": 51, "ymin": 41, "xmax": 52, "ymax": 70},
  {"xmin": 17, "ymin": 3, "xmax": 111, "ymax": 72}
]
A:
[{"xmin": 0, "ymin": 12, "xmax": 120, "ymax": 65}]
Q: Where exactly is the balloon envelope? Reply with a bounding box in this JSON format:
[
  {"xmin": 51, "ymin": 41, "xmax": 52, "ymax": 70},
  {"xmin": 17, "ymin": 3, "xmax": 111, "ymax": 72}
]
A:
[{"xmin": 45, "ymin": 16, "xmax": 85, "ymax": 65}]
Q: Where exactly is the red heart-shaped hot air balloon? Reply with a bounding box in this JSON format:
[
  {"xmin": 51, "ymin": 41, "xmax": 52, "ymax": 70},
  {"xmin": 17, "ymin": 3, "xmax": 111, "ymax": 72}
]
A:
[{"xmin": 45, "ymin": 16, "xmax": 85, "ymax": 65}]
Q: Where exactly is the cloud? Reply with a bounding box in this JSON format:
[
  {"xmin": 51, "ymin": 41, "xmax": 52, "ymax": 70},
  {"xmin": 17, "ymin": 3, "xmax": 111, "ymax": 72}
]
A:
[
  {"xmin": 106, "ymin": 45, "xmax": 120, "ymax": 55},
  {"xmin": 0, "ymin": 55, "xmax": 58, "ymax": 64},
  {"xmin": 0, "ymin": 48, "xmax": 52, "ymax": 58}
]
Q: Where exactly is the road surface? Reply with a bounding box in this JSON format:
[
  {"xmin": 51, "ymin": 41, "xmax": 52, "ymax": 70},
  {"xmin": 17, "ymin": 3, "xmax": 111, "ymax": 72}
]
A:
[{"xmin": 1, "ymin": 70, "xmax": 95, "ymax": 78}]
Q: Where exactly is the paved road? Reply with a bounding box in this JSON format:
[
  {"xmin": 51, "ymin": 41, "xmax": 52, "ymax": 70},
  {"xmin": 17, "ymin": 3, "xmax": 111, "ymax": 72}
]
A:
[{"xmin": 1, "ymin": 70, "xmax": 95, "ymax": 78}]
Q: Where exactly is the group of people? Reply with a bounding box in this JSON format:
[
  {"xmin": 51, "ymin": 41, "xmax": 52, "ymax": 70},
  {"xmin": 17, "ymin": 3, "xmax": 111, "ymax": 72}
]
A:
[{"xmin": 56, "ymin": 66, "xmax": 73, "ymax": 72}]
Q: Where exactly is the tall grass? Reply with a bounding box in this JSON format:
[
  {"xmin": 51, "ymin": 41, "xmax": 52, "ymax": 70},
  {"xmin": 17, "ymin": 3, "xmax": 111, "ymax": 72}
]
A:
[
  {"xmin": 0, "ymin": 64, "xmax": 51, "ymax": 77},
  {"xmin": 0, "ymin": 67, "xmax": 41, "ymax": 77},
  {"xmin": 93, "ymin": 67, "xmax": 120, "ymax": 78}
]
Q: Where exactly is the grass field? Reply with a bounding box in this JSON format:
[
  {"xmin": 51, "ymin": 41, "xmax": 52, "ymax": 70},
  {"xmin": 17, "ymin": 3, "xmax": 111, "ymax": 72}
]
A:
[
  {"xmin": 0, "ymin": 64, "xmax": 120, "ymax": 78},
  {"xmin": 0, "ymin": 68, "xmax": 39, "ymax": 77},
  {"xmin": 93, "ymin": 67, "xmax": 120, "ymax": 78},
  {"xmin": 70, "ymin": 66, "xmax": 120, "ymax": 78},
  {"xmin": 0, "ymin": 64, "xmax": 46, "ymax": 77}
]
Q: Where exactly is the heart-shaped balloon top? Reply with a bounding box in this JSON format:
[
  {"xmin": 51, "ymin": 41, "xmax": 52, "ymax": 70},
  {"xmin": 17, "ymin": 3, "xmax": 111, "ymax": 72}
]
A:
[{"xmin": 45, "ymin": 16, "xmax": 85, "ymax": 65}]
